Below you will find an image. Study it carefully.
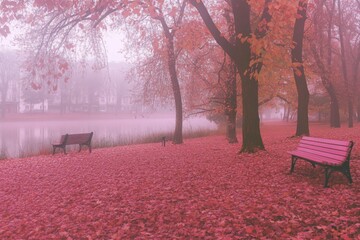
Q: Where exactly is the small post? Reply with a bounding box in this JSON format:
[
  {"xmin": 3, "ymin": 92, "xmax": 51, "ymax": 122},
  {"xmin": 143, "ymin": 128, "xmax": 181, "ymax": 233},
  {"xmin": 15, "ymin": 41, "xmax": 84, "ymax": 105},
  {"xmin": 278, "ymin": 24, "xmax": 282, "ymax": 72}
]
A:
[{"xmin": 162, "ymin": 136, "xmax": 166, "ymax": 147}]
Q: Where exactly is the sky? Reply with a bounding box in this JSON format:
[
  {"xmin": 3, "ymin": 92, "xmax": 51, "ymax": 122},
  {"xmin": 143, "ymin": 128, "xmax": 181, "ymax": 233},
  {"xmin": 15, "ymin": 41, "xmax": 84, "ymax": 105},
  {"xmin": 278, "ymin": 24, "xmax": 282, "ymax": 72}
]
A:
[{"xmin": 103, "ymin": 30, "xmax": 127, "ymax": 62}]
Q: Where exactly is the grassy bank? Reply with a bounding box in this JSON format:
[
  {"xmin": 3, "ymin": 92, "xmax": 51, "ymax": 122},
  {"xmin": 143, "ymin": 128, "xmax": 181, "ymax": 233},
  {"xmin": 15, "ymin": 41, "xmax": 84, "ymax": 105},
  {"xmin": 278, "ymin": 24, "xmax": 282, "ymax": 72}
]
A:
[{"xmin": 1, "ymin": 128, "xmax": 221, "ymax": 160}]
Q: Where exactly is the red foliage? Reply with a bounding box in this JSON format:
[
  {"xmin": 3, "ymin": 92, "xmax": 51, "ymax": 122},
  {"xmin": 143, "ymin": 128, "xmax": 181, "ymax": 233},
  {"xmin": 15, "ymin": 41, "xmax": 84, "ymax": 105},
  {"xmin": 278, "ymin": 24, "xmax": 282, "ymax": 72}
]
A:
[{"xmin": 0, "ymin": 123, "xmax": 359, "ymax": 239}]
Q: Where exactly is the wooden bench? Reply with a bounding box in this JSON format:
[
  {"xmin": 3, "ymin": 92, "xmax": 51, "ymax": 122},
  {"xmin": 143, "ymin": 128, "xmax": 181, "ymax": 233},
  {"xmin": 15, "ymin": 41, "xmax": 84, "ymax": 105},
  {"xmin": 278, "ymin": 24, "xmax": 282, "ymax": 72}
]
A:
[
  {"xmin": 288, "ymin": 136, "xmax": 354, "ymax": 187},
  {"xmin": 52, "ymin": 132, "xmax": 93, "ymax": 155}
]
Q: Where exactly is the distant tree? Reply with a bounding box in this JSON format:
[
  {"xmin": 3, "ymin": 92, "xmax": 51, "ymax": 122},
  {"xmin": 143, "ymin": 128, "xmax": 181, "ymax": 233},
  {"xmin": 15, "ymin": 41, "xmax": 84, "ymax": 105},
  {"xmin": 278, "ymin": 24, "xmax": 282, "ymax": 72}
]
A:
[
  {"xmin": 0, "ymin": 51, "xmax": 19, "ymax": 117},
  {"xmin": 345, "ymin": 1, "xmax": 360, "ymax": 122},
  {"xmin": 178, "ymin": 14, "xmax": 240, "ymax": 144},
  {"xmin": 309, "ymin": 0, "xmax": 341, "ymax": 128},
  {"xmin": 22, "ymin": 88, "xmax": 46, "ymax": 112},
  {"xmin": 11, "ymin": 0, "xmax": 188, "ymax": 143},
  {"xmin": 336, "ymin": 0, "xmax": 360, "ymax": 127},
  {"xmin": 309, "ymin": 93, "xmax": 330, "ymax": 122},
  {"xmin": 222, "ymin": 4, "xmax": 238, "ymax": 144},
  {"xmin": 122, "ymin": 0, "xmax": 188, "ymax": 144}
]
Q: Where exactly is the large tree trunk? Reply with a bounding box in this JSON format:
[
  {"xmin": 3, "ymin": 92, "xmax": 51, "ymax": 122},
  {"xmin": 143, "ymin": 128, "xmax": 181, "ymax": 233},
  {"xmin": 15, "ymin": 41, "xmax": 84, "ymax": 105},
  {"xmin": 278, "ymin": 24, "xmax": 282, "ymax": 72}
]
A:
[
  {"xmin": 225, "ymin": 61, "xmax": 238, "ymax": 143},
  {"xmin": 167, "ymin": 35, "xmax": 183, "ymax": 144},
  {"xmin": 234, "ymin": 0, "xmax": 266, "ymax": 153},
  {"xmin": 240, "ymin": 74, "xmax": 263, "ymax": 152},
  {"xmin": 291, "ymin": 0, "xmax": 310, "ymax": 136},
  {"xmin": 293, "ymin": 74, "xmax": 310, "ymax": 135}
]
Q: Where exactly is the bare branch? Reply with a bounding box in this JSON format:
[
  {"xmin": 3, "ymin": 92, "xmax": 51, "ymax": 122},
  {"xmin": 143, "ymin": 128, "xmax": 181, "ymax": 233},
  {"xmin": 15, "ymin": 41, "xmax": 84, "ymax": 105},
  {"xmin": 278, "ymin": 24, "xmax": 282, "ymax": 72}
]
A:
[{"xmin": 189, "ymin": 0, "xmax": 235, "ymax": 59}]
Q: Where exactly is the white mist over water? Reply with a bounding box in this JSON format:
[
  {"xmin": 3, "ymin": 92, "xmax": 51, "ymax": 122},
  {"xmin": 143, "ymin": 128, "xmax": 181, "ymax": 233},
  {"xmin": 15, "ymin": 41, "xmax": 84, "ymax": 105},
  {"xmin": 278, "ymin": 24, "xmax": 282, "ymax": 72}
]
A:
[{"xmin": 0, "ymin": 116, "xmax": 217, "ymax": 158}]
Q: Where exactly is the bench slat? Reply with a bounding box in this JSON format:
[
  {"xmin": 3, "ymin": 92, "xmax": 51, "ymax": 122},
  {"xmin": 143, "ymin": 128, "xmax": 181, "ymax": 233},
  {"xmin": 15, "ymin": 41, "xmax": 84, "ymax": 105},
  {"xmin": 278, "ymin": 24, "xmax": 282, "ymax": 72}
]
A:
[
  {"xmin": 289, "ymin": 150, "xmax": 344, "ymax": 166},
  {"xmin": 297, "ymin": 143, "xmax": 348, "ymax": 157},
  {"xmin": 302, "ymin": 136, "xmax": 350, "ymax": 147},
  {"xmin": 299, "ymin": 140, "xmax": 350, "ymax": 152},
  {"xmin": 295, "ymin": 147, "xmax": 347, "ymax": 161},
  {"xmin": 66, "ymin": 133, "xmax": 92, "ymax": 145}
]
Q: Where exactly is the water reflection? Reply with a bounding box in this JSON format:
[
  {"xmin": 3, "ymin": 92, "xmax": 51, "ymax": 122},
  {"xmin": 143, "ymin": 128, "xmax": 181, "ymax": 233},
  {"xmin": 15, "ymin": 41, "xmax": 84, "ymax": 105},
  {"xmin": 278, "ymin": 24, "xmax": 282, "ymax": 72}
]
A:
[{"xmin": 0, "ymin": 117, "xmax": 217, "ymax": 158}]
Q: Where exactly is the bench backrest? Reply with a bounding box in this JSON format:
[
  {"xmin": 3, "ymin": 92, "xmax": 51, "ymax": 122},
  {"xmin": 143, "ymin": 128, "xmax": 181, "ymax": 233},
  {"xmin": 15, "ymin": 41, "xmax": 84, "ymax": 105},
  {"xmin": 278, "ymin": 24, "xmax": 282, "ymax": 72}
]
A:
[
  {"xmin": 65, "ymin": 132, "xmax": 93, "ymax": 145},
  {"xmin": 59, "ymin": 134, "xmax": 68, "ymax": 145},
  {"xmin": 297, "ymin": 136, "xmax": 354, "ymax": 164}
]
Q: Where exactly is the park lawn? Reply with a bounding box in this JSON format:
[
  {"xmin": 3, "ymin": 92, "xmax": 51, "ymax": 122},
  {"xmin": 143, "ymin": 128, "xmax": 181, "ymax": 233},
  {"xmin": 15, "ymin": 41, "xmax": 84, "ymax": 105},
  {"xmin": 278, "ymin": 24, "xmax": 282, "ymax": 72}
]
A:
[{"xmin": 0, "ymin": 122, "xmax": 359, "ymax": 239}]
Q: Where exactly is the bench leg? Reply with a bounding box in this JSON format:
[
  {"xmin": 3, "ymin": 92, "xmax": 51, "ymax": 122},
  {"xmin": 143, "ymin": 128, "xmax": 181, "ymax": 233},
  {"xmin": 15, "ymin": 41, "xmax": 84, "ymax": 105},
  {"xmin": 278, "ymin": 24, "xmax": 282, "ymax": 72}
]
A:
[
  {"xmin": 344, "ymin": 170, "xmax": 353, "ymax": 184},
  {"xmin": 290, "ymin": 156, "xmax": 297, "ymax": 173},
  {"xmin": 53, "ymin": 146, "xmax": 56, "ymax": 155},
  {"xmin": 63, "ymin": 146, "xmax": 67, "ymax": 154},
  {"xmin": 342, "ymin": 161, "xmax": 353, "ymax": 184},
  {"xmin": 324, "ymin": 167, "xmax": 332, "ymax": 188},
  {"xmin": 78, "ymin": 144, "xmax": 91, "ymax": 153}
]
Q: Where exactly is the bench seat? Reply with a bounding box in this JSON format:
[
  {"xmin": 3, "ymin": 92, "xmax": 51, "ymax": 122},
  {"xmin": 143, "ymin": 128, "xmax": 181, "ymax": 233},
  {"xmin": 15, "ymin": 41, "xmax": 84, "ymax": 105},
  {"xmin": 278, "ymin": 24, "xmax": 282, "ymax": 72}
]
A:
[
  {"xmin": 288, "ymin": 136, "xmax": 354, "ymax": 187},
  {"xmin": 288, "ymin": 150, "xmax": 345, "ymax": 166}
]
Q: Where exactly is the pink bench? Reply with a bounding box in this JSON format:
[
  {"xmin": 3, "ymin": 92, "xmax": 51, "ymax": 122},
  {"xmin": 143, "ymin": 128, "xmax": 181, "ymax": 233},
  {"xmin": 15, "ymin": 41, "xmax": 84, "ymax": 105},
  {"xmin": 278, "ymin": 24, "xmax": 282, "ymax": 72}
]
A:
[{"xmin": 288, "ymin": 136, "xmax": 354, "ymax": 187}]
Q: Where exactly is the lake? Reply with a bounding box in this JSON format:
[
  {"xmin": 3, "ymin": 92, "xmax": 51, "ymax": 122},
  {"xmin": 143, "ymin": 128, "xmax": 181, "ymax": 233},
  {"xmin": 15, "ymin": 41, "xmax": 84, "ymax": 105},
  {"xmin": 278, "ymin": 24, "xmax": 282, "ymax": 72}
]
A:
[{"xmin": 0, "ymin": 115, "xmax": 217, "ymax": 158}]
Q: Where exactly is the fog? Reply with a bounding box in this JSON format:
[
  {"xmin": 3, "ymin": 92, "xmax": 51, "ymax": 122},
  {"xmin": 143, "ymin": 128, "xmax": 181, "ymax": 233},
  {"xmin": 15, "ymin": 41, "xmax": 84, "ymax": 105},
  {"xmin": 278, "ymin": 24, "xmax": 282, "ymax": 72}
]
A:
[
  {"xmin": 0, "ymin": 47, "xmax": 218, "ymax": 159},
  {"xmin": 0, "ymin": 114, "xmax": 217, "ymax": 158}
]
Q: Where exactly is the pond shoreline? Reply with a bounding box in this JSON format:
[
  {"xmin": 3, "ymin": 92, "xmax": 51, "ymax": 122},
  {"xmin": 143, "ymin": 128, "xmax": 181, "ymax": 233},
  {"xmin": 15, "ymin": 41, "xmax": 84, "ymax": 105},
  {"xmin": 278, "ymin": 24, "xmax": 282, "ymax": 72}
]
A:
[
  {"xmin": 0, "ymin": 113, "xmax": 217, "ymax": 159},
  {"xmin": 0, "ymin": 112, "xmax": 177, "ymax": 122}
]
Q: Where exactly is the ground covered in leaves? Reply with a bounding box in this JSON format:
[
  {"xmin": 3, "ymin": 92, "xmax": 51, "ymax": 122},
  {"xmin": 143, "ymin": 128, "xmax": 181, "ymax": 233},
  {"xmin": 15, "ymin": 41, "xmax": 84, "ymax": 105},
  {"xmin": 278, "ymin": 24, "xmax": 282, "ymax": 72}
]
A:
[{"xmin": 0, "ymin": 122, "xmax": 359, "ymax": 239}]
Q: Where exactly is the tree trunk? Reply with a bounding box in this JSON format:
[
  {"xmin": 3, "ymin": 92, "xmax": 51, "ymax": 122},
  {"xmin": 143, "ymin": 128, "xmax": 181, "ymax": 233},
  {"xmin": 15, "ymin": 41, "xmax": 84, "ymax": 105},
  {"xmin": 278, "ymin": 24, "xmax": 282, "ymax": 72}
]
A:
[
  {"xmin": 283, "ymin": 104, "xmax": 289, "ymax": 121},
  {"xmin": 294, "ymin": 74, "xmax": 310, "ymax": 135},
  {"xmin": 357, "ymin": 96, "xmax": 360, "ymax": 122},
  {"xmin": 337, "ymin": 0, "xmax": 353, "ymax": 128},
  {"xmin": 326, "ymin": 0, "xmax": 341, "ymax": 128},
  {"xmin": 1, "ymin": 99, "xmax": 5, "ymax": 118},
  {"xmin": 240, "ymin": 74, "xmax": 264, "ymax": 152},
  {"xmin": 225, "ymin": 62, "xmax": 238, "ymax": 143},
  {"xmin": 166, "ymin": 36, "xmax": 183, "ymax": 144},
  {"xmin": 0, "ymin": 80, "xmax": 8, "ymax": 118},
  {"xmin": 291, "ymin": 0, "xmax": 310, "ymax": 136},
  {"xmin": 348, "ymin": 101, "xmax": 354, "ymax": 128},
  {"xmin": 156, "ymin": 8, "xmax": 185, "ymax": 145},
  {"xmin": 226, "ymin": 109, "xmax": 237, "ymax": 143},
  {"xmin": 1, "ymin": 90, "xmax": 5, "ymax": 118},
  {"xmin": 223, "ymin": 8, "xmax": 238, "ymax": 144},
  {"xmin": 329, "ymin": 90, "xmax": 341, "ymax": 127}
]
